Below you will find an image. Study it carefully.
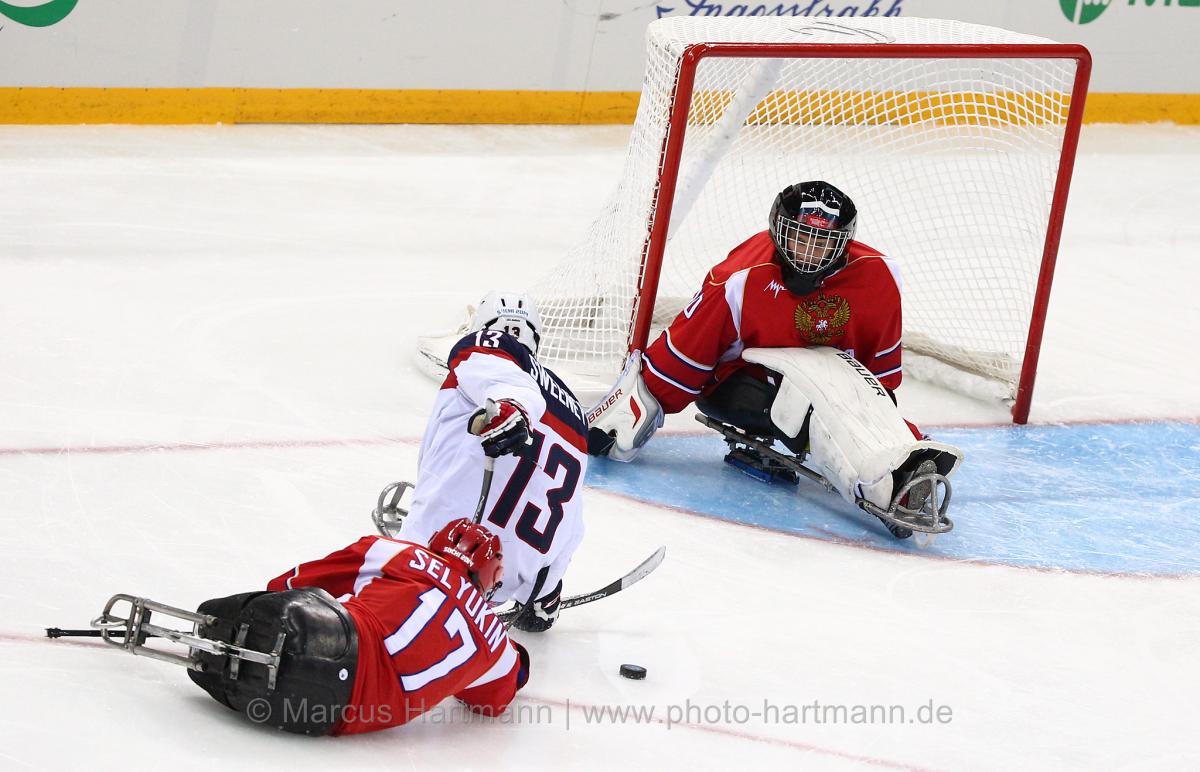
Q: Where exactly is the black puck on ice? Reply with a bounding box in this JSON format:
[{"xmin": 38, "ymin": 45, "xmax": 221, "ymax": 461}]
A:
[{"xmin": 619, "ymin": 663, "xmax": 647, "ymax": 680}]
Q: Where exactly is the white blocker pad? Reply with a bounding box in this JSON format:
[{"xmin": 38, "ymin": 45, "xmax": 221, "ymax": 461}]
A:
[
  {"xmin": 742, "ymin": 347, "xmax": 963, "ymax": 510},
  {"xmin": 586, "ymin": 350, "xmax": 664, "ymax": 462}
]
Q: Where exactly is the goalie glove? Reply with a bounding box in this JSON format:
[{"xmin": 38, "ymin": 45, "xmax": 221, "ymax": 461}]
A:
[
  {"xmin": 586, "ymin": 351, "xmax": 664, "ymax": 462},
  {"xmin": 469, "ymin": 399, "xmax": 531, "ymax": 458},
  {"xmin": 508, "ymin": 580, "xmax": 562, "ymax": 634}
]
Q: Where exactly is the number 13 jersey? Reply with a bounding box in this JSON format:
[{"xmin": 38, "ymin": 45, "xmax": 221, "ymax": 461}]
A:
[{"xmin": 403, "ymin": 330, "xmax": 589, "ymax": 605}]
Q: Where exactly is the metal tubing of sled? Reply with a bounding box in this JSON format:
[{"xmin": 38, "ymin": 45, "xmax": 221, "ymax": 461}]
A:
[
  {"xmin": 695, "ymin": 415, "xmax": 953, "ymax": 535},
  {"xmin": 695, "ymin": 415, "xmax": 832, "ymax": 491},
  {"xmin": 91, "ymin": 594, "xmax": 285, "ymax": 688},
  {"xmin": 856, "ymin": 471, "xmax": 954, "ymax": 535},
  {"xmin": 373, "ymin": 480, "xmax": 414, "ymax": 537}
]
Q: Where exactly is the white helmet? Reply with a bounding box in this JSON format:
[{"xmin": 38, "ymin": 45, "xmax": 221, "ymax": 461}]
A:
[{"xmin": 470, "ymin": 291, "xmax": 543, "ymax": 355}]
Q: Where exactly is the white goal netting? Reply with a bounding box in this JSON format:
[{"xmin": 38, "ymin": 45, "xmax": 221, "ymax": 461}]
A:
[{"xmin": 419, "ymin": 17, "xmax": 1087, "ymax": 413}]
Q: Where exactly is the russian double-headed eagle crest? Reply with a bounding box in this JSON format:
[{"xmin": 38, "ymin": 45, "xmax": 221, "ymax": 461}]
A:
[{"xmin": 794, "ymin": 293, "xmax": 851, "ymax": 344}]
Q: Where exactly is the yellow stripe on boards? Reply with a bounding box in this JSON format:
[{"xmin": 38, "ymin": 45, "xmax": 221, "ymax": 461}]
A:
[
  {"xmin": 1083, "ymin": 93, "xmax": 1200, "ymax": 125},
  {"xmin": 0, "ymin": 88, "xmax": 640, "ymax": 125},
  {"xmin": 0, "ymin": 87, "xmax": 1196, "ymax": 125}
]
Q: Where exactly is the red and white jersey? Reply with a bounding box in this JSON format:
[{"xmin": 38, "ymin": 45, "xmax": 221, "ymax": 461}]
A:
[
  {"xmin": 403, "ymin": 330, "xmax": 588, "ymax": 605},
  {"xmin": 643, "ymin": 230, "xmax": 904, "ymax": 414},
  {"xmin": 267, "ymin": 536, "xmax": 524, "ymax": 735}
]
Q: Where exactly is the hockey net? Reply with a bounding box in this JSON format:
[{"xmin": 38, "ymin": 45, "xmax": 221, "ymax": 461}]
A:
[{"xmin": 417, "ymin": 17, "xmax": 1090, "ymax": 423}]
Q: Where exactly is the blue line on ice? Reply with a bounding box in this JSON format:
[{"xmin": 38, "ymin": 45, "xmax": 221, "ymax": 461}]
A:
[{"xmin": 585, "ymin": 422, "xmax": 1200, "ymax": 576}]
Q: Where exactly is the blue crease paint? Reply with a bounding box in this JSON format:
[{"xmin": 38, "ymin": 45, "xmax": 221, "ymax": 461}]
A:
[{"xmin": 585, "ymin": 422, "xmax": 1200, "ymax": 576}]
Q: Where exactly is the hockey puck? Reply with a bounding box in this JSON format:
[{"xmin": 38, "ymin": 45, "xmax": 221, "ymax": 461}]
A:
[{"xmin": 619, "ymin": 664, "xmax": 647, "ymax": 680}]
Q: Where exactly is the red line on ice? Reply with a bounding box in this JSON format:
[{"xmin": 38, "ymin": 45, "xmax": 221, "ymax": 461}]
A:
[
  {"xmin": 1, "ymin": 414, "xmax": 1194, "ymax": 458},
  {"xmin": 523, "ymin": 694, "xmax": 940, "ymax": 772},
  {"xmin": 0, "ymin": 435, "xmax": 419, "ymax": 457}
]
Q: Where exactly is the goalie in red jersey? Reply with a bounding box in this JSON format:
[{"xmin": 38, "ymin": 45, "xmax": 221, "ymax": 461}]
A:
[
  {"xmin": 588, "ymin": 181, "xmax": 963, "ymax": 539},
  {"xmin": 89, "ymin": 519, "xmax": 529, "ymax": 736}
]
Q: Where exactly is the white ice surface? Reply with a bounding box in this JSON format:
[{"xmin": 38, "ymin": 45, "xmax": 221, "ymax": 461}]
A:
[{"xmin": 1, "ymin": 124, "xmax": 1198, "ymax": 770}]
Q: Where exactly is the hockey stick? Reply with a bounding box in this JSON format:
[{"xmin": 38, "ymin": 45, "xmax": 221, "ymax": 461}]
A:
[
  {"xmin": 494, "ymin": 545, "xmax": 666, "ymax": 624},
  {"xmin": 50, "ymin": 548, "xmax": 668, "ymax": 637},
  {"xmin": 46, "ymin": 627, "xmax": 158, "ymax": 639},
  {"xmin": 374, "ymin": 400, "xmax": 507, "ymax": 536},
  {"xmin": 467, "ymin": 399, "xmax": 501, "ymax": 525},
  {"xmin": 473, "ymin": 457, "xmax": 495, "ymax": 526}
]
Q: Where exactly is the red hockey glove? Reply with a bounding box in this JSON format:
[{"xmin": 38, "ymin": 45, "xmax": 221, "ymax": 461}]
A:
[{"xmin": 470, "ymin": 399, "xmax": 531, "ymax": 458}]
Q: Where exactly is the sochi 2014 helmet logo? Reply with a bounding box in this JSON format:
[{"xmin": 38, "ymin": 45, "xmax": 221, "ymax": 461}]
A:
[{"xmin": 1059, "ymin": 0, "xmax": 1112, "ymax": 25}]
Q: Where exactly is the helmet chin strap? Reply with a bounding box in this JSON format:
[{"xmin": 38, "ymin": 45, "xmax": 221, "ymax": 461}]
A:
[{"xmin": 778, "ymin": 253, "xmax": 847, "ymax": 295}]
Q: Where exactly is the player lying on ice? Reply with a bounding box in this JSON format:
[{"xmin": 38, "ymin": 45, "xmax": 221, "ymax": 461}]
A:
[
  {"xmin": 588, "ymin": 181, "xmax": 964, "ymax": 539},
  {"xmin": 373, "ymin": 291, "xmax": 588, "ymax": 632},
  {"xmin": 89, "ymin": 518, "xmax": 529, "ymax": 735}
]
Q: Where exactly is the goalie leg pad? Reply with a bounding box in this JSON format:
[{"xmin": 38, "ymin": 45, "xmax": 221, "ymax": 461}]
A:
[
  {"xmin": 188, "ymin": 588, "xmax": 359, "ymax": 736},
  {"xmin": 586, "ymin": 351, "xmax": 664, "ymax": 462},
  {"xmin": 742, "ymin": 347, "xmax": 963, "ymax": 511}
]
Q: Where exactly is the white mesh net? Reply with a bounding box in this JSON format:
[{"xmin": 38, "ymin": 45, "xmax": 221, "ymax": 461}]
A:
[{"xmin": 420, "ymin": 18, "xmax": 1086, "ymax": 406}]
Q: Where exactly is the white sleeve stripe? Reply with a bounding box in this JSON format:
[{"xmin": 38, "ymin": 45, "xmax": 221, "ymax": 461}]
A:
[
  {"xmin": 284, "ymin": 565, "xmax": 300, "ymax": 590},
  {"xmin": 873, "ymin": 365, "xmax": 902, "ymax": 379},
  {"xmin": 879, "ymin": 254, "xmax": 903, "ymax": 292},
  {"xmin": 874, "ymin": 339, "xmax": 901, "ymax": 358},
  {"xmin": 664, "ymin": 330, "xmax": 714, "ymax": 371},
  {"xmin": 723, "ymin": 268, "xmax": 749, "ymax": 340},
  {"xmin": 643, "ymin": 355, "xmax": 702, "ymax": 395},
  {"xmin": 465, "ymin": 641, "xmax": 518, "ymax": 689},
  {"xmin": 353, "ymin": 539, "xmax": 409, "ymax": 597}
]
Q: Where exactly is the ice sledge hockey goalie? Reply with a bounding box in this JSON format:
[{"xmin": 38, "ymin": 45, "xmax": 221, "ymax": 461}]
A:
[{"xmin": 587, "ymin": 181, "xmax": 963, "ymax": 538}]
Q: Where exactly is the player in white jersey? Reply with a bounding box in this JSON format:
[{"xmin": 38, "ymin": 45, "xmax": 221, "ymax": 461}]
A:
[{"xmin": 388, "ymin": 291, "xmax": 588, "ymax": 633}]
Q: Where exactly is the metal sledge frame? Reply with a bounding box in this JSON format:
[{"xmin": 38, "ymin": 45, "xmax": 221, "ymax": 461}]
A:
[
  {"xmin": 91, "ymin": 594, "xmax": 286, "ymax": 690},
  {"xmin": 696, "ymin": 414, "xmax": 954, "ymax": 535}
]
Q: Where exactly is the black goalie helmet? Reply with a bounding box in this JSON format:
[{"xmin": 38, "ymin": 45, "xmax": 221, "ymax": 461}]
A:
[{"xmin": 768, "ymin": 181, "xmax": 858, "ymax": 295}]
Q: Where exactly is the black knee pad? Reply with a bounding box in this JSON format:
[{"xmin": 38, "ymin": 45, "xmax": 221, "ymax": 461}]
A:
[
  {"xmin": 189, "ymin": 591, "xmax": 269, "ymax": 708},
  {"xmin": 697, "ymin": 370, "xmax": 779, "ymax": 435},
  {"xmin": 697, "ymin": 370, "xmax": 810, "ymax": 454},
  {"xmin": 188, "ymin": 588, "xmax": 359, "ymax": 735}
]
